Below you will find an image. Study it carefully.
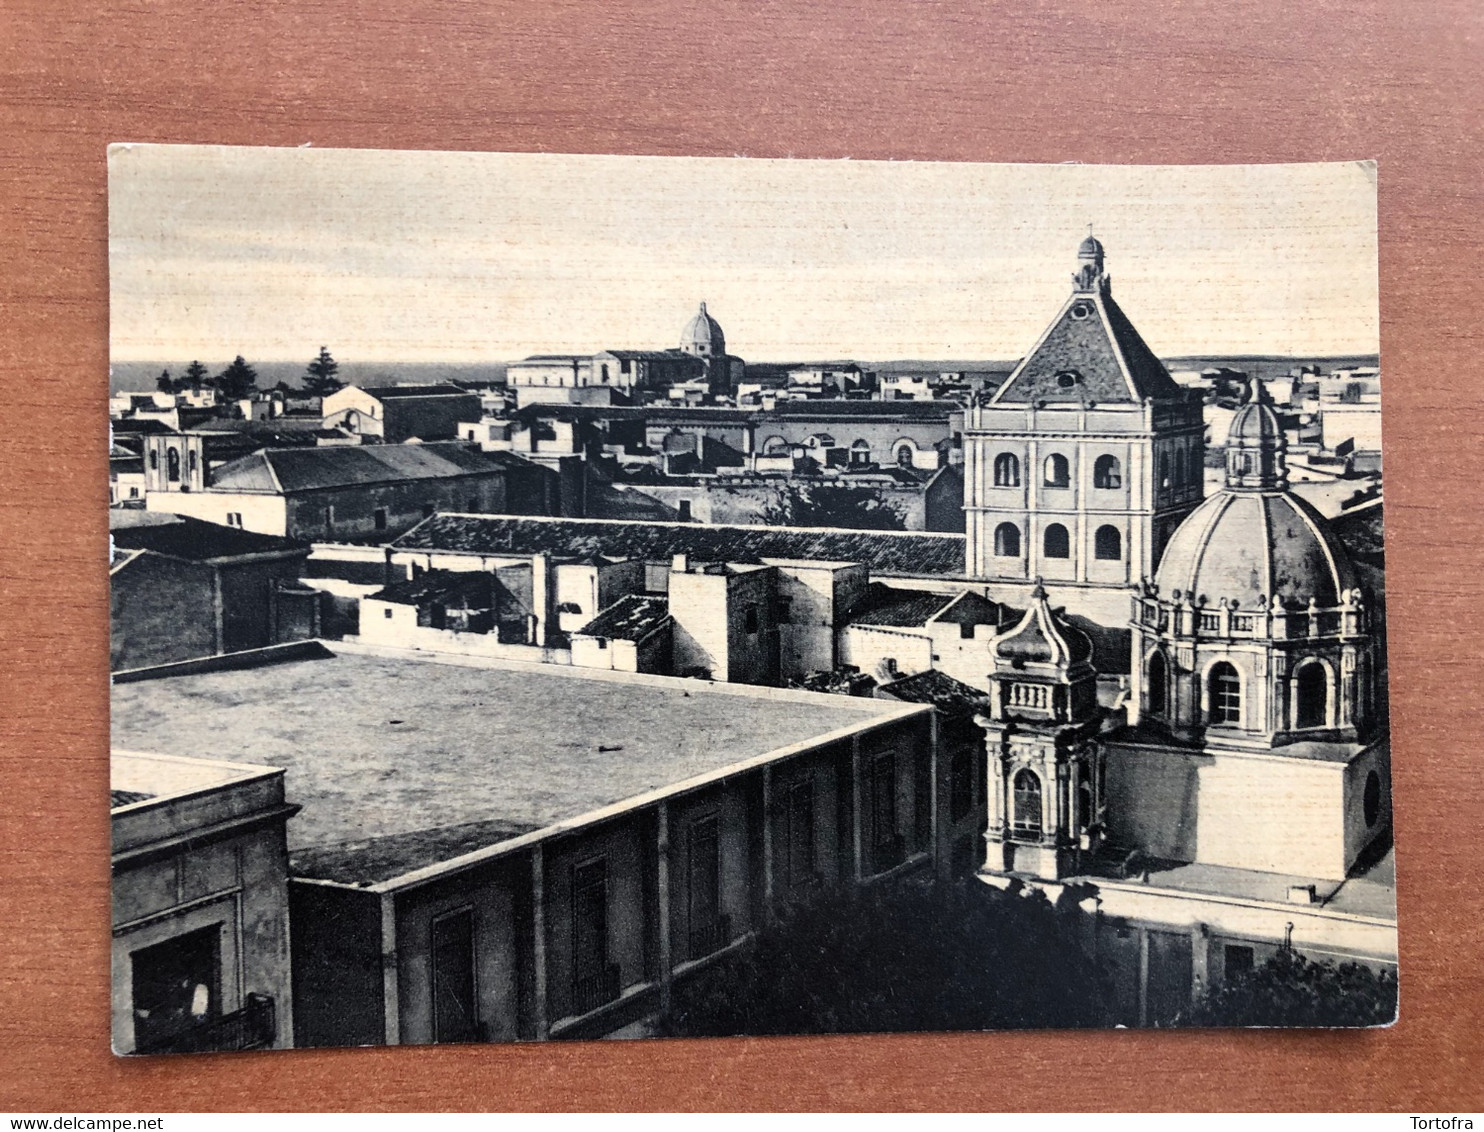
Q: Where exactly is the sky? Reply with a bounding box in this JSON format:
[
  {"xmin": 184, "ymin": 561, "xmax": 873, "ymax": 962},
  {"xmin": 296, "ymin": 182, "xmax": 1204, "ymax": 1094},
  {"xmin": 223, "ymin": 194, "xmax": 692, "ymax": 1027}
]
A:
[{"xmin": 108, "ymin": 146, "xmax": 1379, "ymax": 364}]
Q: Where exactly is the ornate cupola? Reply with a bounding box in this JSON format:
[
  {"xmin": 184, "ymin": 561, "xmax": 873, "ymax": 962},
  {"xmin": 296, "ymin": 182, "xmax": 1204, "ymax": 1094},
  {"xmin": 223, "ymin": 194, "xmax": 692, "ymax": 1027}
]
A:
[
  {"xmin": 1074, "ymin": 231, "xmax": 1109, "ymax": 295},
  {"xmin": 1224, "ymin": 376, "xmax": 1289, "ymax": 491},
  {"xmin": 977, "ymin": 581, "xmax": 1106, "ymax": 884}
]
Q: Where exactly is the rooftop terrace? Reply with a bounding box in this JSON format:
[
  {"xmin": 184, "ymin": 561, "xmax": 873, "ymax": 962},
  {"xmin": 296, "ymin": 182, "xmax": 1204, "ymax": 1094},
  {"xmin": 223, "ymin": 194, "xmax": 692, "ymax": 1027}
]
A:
[{"xmin": 111, "ymin": 645, "xmax": 918, "ymax": 886}]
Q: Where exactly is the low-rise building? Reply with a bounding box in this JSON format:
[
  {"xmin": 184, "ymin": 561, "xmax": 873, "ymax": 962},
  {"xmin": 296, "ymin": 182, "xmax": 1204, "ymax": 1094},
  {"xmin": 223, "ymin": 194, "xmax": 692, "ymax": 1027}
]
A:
[
  {"xmin": 320, "ymin": 385, "xmax": 483, "ymax": 442},
  {"xmin": 110, "ymin": 512, "xmax": 314, "ymax": 672},
  {"xmin": 111, "ymin": 645, "xmax": 944, "ymax": 1045},
  {"xmin": 110, "ymin": 749, "xmax": 297, "ymax": 1054}
]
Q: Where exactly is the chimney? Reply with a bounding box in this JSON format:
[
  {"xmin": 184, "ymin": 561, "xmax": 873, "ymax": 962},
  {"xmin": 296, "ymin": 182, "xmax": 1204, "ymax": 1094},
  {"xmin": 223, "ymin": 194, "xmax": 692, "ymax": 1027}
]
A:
[{"xmin": 672, "ymin": 554, "xmax": 689, "ymax": 574}]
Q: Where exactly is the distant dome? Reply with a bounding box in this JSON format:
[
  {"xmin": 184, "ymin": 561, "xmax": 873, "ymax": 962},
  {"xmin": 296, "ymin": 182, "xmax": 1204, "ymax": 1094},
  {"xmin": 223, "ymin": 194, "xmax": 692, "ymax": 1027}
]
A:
[
  {"xmin": 1078, "ymin": 234, "xmax": 1105, "ymax": 259},
  {"xmin": 681, "ymin": 302, "xmax": 725, "ymax": 356},
  {"xmin": 1229, "ymin": 385, "xmax": 1284, "ymax": 446},
  {"xmin": 1155, "ymin": 490, "xmax": 1359, "ymax": 611}
]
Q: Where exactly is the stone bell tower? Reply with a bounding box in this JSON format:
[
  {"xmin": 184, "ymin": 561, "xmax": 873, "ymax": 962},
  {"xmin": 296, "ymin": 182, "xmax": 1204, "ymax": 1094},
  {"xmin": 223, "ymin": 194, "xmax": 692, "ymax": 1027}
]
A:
[{"xmin": 977, "ymin": 581, "xmax": 1105, "ymax": 883}]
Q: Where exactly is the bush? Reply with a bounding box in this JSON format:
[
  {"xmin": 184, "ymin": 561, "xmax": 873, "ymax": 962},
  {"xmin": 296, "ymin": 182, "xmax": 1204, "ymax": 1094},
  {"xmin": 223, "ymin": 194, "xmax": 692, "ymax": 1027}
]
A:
[
  {"xmin": 663, "ymin": 878, "xmax": 1111, "ymax": 1037},
  {"xmin": 1183, "ymin": 948, "xmax": 1398, "ymax": 1028}
]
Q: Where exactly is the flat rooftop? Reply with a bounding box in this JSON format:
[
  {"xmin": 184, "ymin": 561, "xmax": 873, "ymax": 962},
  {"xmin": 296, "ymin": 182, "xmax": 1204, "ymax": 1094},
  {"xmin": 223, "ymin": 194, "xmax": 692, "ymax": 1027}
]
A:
[
  {"xmin": 111, "ymin": 646, "xmax": 917, "ymax": 886},
  {"xmin": 110, "ymin": 749, "xmax": 280, "ymax": 811}
]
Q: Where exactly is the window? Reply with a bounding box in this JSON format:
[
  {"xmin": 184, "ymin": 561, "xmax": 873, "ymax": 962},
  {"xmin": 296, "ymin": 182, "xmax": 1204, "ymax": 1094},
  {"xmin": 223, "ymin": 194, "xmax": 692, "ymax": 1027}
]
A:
[
  {"xmin": 1159, "ymin": 452, "xmax": 1170, "ymax": 489},
  {"xmin": 431, "ymin": 908, "xmax": 479, "ymax": 1043},
  {"xmin": 896, "ymin": 444, "xmax": 914, "ymax": 468},
  {"xmin": 600, "ymin": 364, "xmax": 610, "ymax": 382},
  {"xmin": 128, "ymin": 487, "xmax": 139, "ymax": 498},
  {"xmin": 869, "ymin": 755, "xmax": 902, "ymax": 872},
  {"xmin": 1363, "ymin": 770, "xmax": 1382, "ymax": 827},
  {"xmin": 188, "ymin": 450, "xmax": 198, "ymax": 478},
  {"xmin": 777, "ymin": 598, "xmax": 792, "ymax": 624},
  {"xmin": 677, "ymin": 500, "xmax": 692, "ymax": 522},
  {"xmin": 992, "ymin": 453, "xmax": 1020, "ymax": 487},
  {"xmin": 993, "ymin": 522, "xmax": 1021, "ymax": 558},
  {"xmin": 1043, "ymin": 523, "xmax": 1070, "ymax": 559},
  {"xmin": 1147, "ymin": 652, "xmax": 1167, "ymax": 717},
  {"xmin": 129, "ymin": 924, "xmax": 221, "ymax": 1053},
  {"xmin": 1043, "ymin": 453, "xmax": 1070, "ymax": 488},
  {"xmin": 226, "ymin": 513, "xmax": 242, "ymax": 528},
  {"xmin": 950, "ymin": 748, "xmax": 974, "ymax": 822},
  {"xmin": 1295, "ymin": 662, "xmax": 1328, "ymax": 728},
  {"xmin": 1173, "ymin": 448, "xmax": 1186, "ymax": 488},
  {"xmin": 166, "ymin": 448, "xmax": 181, "ymax": 483},
  {"xmin": 149, "ymin": 450, "xmax": 158, "ymax": 471},
  {"xmin": 383, "ymin": 608, "xmax": 394, "ymax": 619},
  {"xmin": 851, "ymin": 440, "xmax": 871, "ymax": 465},
  {"xmin": 1094, "ymin": 454, "xmax": 1122, "ymax": 489},
  {"xmin": 570, "ymin": 859, "xmax": 615, "ymax": 1014},
  {"xmin": 687, "ymin": 815, "xmax": 725, "ymax": 960},
  {"xmin": 1094, "ymin": 524, "xmax": 1122, "ymax": 561},
  {"xmin": 1012, "ymin": 769, "xmax": 1042, "ymax": 838},
  {"xmin": 744, "ymin": 606, "xmax": 759, "ymax": 634},
  {"xmin": 1208, "ymin": 662, "xmax": 1242, "ymax": 725},
  {"xmin": 1224, "ymin": 944, "xmax": 1255, "ymax": 983},
  {"xmin": 781, "ymin": 778, "xmax": 817, "ymax": 892},
  {"xmin": 323, "ymin": 506, "xmax": 334, "ymax": 532},
  {"xmin": 595, "ymin": 638, "xmax": 607, "ymax": 650},
  {"xmin": 373, "ymin": 508, "xmax": 388, "ymax": 531}
]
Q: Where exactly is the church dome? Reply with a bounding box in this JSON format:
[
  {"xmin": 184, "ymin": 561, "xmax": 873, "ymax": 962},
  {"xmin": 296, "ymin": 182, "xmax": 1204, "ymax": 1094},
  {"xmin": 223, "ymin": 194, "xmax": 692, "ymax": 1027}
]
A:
[
  {"xmin": 1078, "ymin": 234, "xmax": 1105, "ymax": 259},
  {"xmin": 993, "ymin": 583, "xmax": 1094, "ymax": 668},
  {"xmin": 681, "ymin": 302, "xmax": 725, "ymax": 356},
  {"xmin": 1154, "ymin": 490, "xmax": 1359, "ymax": 611},
  {"xmin": 1228, "ymin": 386, "xmax": 1284, "ymax": 446}
]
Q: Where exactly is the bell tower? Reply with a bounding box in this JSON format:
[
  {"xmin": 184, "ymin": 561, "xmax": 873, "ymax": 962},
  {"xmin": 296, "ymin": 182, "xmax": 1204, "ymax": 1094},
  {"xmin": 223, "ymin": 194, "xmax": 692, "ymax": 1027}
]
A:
[{"xmin": 977, "ymin": 582, "xmax": 1105, "ymax": 883}]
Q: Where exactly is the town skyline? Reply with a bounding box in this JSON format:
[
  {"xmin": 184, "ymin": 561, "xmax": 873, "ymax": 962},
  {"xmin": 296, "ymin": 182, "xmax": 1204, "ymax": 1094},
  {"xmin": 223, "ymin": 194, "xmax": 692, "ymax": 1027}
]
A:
[{"xmin": 110, "ymin": 147, "xmax": 1380, "ymax": 364}]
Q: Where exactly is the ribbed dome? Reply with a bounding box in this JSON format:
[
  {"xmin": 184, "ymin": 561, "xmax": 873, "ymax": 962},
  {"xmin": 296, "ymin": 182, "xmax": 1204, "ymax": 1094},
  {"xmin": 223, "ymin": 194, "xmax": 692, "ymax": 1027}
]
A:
[
  {"xmin": 1078, "ymin": 235, "xmax": 1105, "ymax": 258},
  {"xmin": 1155, "ymin": 490, "xmax": 1359, "ymax": 610},
  {"xmin": 681, "ymin": 302, "xmax": 725, "ymax": 355},
  {"xmin": 1229, "ymin": 387, "xmax": 1284, "ymax": 445},
  {"xmin": 994, "ymin": 584, "xmax": 1094, "ymax": 667}
]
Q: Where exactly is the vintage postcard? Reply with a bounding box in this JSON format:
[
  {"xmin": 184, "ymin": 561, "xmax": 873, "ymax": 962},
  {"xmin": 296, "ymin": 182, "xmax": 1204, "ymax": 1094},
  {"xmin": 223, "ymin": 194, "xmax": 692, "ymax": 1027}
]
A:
[{"xmin": 108, "ymin": 147, "xmax": 1394, "ymax": 1052}]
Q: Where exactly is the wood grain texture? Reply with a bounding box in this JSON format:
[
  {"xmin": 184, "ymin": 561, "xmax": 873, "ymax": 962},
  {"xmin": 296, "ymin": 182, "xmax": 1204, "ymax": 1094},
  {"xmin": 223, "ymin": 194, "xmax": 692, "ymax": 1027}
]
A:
[{"xmin": 1, "ymin": 0, "xmax": 1481, "ymax": 1112}]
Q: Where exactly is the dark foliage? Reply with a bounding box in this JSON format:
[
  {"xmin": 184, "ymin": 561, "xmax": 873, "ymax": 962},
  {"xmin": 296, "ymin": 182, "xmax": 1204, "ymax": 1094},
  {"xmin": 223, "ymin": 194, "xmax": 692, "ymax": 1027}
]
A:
[
  {"xmin": 181, "ymin": 359, "xmax": 210, "ymax": 391},
  {"xmin": 303, "ymin": 346, "xmax": 343, "ymax": 397},
  {"xmin": 662, "ymin": 878, "xmax": 1110, "ymax": 1037},
  {"xmin": 155, "ymin": 368, "xmax": 173, "ymax": 393},
  {"xmin": 215, "ymin": 355, "xmax": 259, "ymax": 402},
  {"xmin": 760, "ymin": 482, "xmax": 907, "ymax": 531},
  {"xmin": 1183, "ymin": 948, "xmax": 1397, "ymax": 1028}
]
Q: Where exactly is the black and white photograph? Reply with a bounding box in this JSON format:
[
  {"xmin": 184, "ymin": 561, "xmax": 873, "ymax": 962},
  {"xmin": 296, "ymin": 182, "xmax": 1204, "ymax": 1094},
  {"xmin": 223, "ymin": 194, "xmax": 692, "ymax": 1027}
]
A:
[{"xmin": 106, "ymin": 147, "xmax": 1395, "ymax": 1054}]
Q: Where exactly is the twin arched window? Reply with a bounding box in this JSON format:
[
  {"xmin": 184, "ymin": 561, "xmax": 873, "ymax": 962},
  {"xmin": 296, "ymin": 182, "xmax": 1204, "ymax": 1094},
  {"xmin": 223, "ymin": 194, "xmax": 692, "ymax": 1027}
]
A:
[
  {"xmin": 1208, "ymin": 662, "xmax": 1242, "ymax": 725},
  {"xmin": 1043, "ymin": 523, "xmax": 1070, "ymax": 559},
  {"xmin": 994, "ymin": 522, "xmax": 1022, "ymax": 557},
  {"xmin": 1012, "ymin": 769, "xmax": 1042, "ymax": 837},
  {"xmin": 1094, "ymin": 524, "xmax": 1122, "ymax": 561},
  {"xmin": 1043, "ymin": 453, "xmax": 1070, "ymax": 488},
  {"xmin": 993, "ymin": 452, "xmax": 1020, "ymax": 487},
  {"xmin": 1094, "ymin": 454, "xmax": 1122, "ymax": 489}
]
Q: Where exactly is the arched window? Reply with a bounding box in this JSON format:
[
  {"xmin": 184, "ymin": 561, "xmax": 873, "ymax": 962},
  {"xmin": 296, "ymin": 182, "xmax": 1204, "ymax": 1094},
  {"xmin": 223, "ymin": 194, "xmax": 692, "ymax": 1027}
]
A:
[
  {"xmin": 1012, "ymin": 769, "xmax": 1042, "ymax": 837},
  {"xmin": 1174, "ymin": 448, "xmax": 1186, "ymax": 488},
  {"xmin": 1147, "ymin": 652, "xmax": 1167, "ymax": 717},
  {"xmin": 851, "ymin": 439, "xmax": 871, "ymax": 465},
  {"xmin": 993, "ymin": 522, "xmax": 1022, "ymax": 558},
  {"xmin": 1043, "ymin": 453, "xmax": 1070, "ymax": 488},
  {"xmin": 993, "ymin": 452, "xmax": 1020, "ymax": 487},
  {"xmin": 1094, "ymin": 524, "xmax": 1121, "ymax": 561},
  {"xmin": 187, "ymin": 450, "xmax": 198, "ymax": 478},
  {"xmin": 1208, "ymin": 662, "xmax": 1242, "ymax": 725},
  {"xmin": 1043, "ymin": 523, "xmax": 1070, "ymax": 559},
  {"xmin": 1159, "ymin": 451, "xmax": 1171, "ymax": 488},
  {"xmin": 148, "ymin": 450, "xmax": 158, "ymax": 471},
  {"xmin": 166, "ymin": 447, "xmax": 181, "ymax": 483},
  {"xmin": 1077, "ymin": 780, "xmax": 1093, "ymax": 832},
  {"xmin": 1295, "ymin": 661, "xmax": 1328, "ymax": 729},
  {"xmin": 1093, "ymin": 454, "xmax": 1122, "ymax": 489},
  {"xmin": 896, "ymin": 444, "xmax": 914, "ymax": 468}
]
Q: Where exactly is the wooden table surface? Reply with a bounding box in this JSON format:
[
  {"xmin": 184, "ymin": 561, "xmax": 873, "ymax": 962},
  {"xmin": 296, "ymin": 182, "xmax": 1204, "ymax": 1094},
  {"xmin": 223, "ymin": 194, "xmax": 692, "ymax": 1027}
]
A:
[{"xmin": 2, "ymin": 0, "xmax": 1481, "ymax": 1113}]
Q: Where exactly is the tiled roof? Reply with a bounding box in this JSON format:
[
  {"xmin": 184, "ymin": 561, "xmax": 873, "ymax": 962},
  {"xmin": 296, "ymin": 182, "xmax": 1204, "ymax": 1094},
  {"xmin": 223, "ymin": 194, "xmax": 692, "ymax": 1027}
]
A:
[
  {"xmin": 875, "ymin": 669, "xmax": 991, "ymax": 717},
  {"xmin": 110, "ymin": 788, "xmax": 155, "ymax": 808},
  {"xmin": 574, "ymin": 594, "xmax": 672, "ymax": 641},
  {"xmin": 849, "ymin": 583, "xmax": 961, "ymax": 627},
  {"xmin": 369, "ymin": 569, "xmax": 494, "ymax": 608},
  {"xmin": 931, "ymin": 590, "xmax": 1005, "ymax": 627},
  {"xmin": 513, "ymin": 401, "xmax": 961, "ymax": 426},
  {"xmin": 110, "ymin": 514, "xmax": 309, "ymax": 562},
  {"xmin": 992, "ymin": 289, "xmax": 1184, "ymax": 405},
  {"xmin": 210, "ymin": 441, "xmax": 519, "ymax": 493},
  {"xmin": 392, "ymin": 515, "xmax": 968, "ymax": 576}
]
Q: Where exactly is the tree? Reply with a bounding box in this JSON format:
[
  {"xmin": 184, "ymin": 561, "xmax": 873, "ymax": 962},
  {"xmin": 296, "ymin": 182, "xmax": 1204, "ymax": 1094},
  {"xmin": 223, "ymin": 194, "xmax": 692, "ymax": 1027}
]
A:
[
  {"xmin": 759, "ymin": 482, "xmax": 907, "ymax": 531},
  {"xmin": 214, "ymin": 355, "xmax": 259, "ymax": 402},
  {"xmin": 303, "ymin": 346, "xmax": 343, "ymax": 397},
  {"xmin": 182, "ymin": 359, "xmax": 210, "ymax": 391},
  {"xmin": 1182, "ymin": 948, "xmax": 1397, "ymax": 1028},
  {"xmin": 155, "ymin": 368, "xmax": 174, "ymax": 393},
  {"xmin": 662, "ymin": 878, "xmax": 1110, "ymax": 1037}
]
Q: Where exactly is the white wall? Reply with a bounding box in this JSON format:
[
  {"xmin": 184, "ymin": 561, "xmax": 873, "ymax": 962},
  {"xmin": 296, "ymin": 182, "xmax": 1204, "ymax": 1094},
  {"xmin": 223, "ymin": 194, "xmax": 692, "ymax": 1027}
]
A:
[{"xmin": 145, "ymin": 490, "xmax": 288, "ymax": 536}]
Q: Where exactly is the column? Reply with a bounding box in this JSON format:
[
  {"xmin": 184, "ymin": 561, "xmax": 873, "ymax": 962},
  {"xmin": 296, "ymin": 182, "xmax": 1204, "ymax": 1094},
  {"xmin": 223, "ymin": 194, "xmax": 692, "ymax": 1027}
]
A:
[
  {"xmin": 850, "ymin": 736, "xmax": 864, "ymax": 882},
  {"xmin": 531, "ymin": 845, "xmax": 548, "ymax": 1040},
  {"xmin": 379, "ymin": 892, "xmax": 400, "ymax": 1046},
  {"xmin": 656, "ymin": 803, "xmax": 673, "ymax": 1016},
  {"xmin": 760, "ymin": 766, "xmax": 776, "ymax": 921}
]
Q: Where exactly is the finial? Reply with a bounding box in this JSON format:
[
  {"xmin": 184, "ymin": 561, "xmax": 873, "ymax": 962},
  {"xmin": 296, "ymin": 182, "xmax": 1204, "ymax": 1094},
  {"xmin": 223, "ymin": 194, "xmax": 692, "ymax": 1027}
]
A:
[
  {"xmin": 1030, "ymin": 575, "xmax": 1048, "ymax": 601},
  {"xmin": 699, "ymin": 301, "xmax": 707, "ymax": 314}
]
